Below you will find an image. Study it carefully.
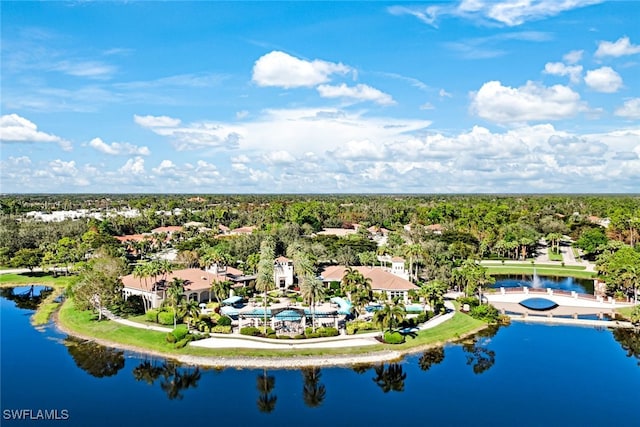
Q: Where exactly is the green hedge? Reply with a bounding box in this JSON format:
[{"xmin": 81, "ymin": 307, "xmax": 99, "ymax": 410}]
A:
[
  {"xmin": 211, "ymin": 325, "xmax": 232, "ymax": 334},
  {"xmin": 172, "ymin": 325, "xmax": 188, "ymax": 340},
  {"xmin": 145, "ymin": 309, "xmax": 159, "ymax": 323},
  {"xmin": 383, "ymin": 331, "xmax": 405, "ymax": 344},
  {"xmin": 217, "ymin": 316, "xmax": 232, "ymax": 326},
  {"xmin": 470, "ymin": 304, "xmax": 500, "ymax": 323},
  {"xmin": 240, "ymin": 326, "xmax": 262, "ymax": 336},
  {"xmin": 346, "ymin": 321, "xmax": 376, "ymax": 335},
  {"xmin": 165, "ymin": 332, "xmax": 177, "ymax": 343},
  {"xmin": 158, "ymin": 311, "xmax": 175, "ymax": 326}
]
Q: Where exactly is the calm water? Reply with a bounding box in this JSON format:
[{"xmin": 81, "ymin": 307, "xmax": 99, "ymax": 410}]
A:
[
  {"xmin": 493, "ymin": 274, "xmax": 595, "ymax": 294},
  {"xmin": 2, "ymin": 286, "xmax": 639, "ymax": 427}
]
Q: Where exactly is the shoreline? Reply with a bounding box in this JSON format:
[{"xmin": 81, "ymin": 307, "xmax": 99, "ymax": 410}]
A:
[{"xmin": 52, "ymin": 309, "xmax": 489, "ymax": 369}]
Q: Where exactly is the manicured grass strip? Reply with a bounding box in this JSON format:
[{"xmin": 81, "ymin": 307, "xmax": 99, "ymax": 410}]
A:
[
  {"xmin": 394, "ymin": 312, "xmax": 486, "ymax": 350},
  {"xmin": 58, "ymin": 299, "xmax": 489, "ymax": 359},
  {"xmin": 0, "ymin": 273, "xmax": 74, "ymax": 288},
  {"xmin": 481, "ymin": 262, "xmax": 586, "ymax": 270},
  {"xmin": 615, "ymin": 306, "xmax": 635, "ymax": 321},
  {"xmin": 548, "ymin": 251, "xmax": 563, "ymax": 262},
  {"xmin": 484, "ymin": 265, "xmax": 596, "ymax": 279}
]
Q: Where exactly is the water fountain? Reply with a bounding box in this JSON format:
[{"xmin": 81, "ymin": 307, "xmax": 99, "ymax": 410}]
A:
[{"xmin": 531, "ymin": 268, "xmax": 542, "ymax": 289}]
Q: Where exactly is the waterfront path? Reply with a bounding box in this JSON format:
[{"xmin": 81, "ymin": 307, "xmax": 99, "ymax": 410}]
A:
[{"xmin": 508, "ymin": 315, "xmax": 634, "ymax": 329}]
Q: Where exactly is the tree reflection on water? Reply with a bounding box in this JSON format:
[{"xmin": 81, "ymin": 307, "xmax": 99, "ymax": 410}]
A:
[
  {"xmin": 0, "ymin": 286, "xmax": 53, "ymax": 311},
  {"xmin": 301, "ymin": 367, "xmax": 326, "ymax": 408},
  {"xmin": 64, "ymin": 336, "xmax": 125, "ymax": 378},
  {"xmin": 372, "ymin": 363, "xmax": 406, "ymax": 393},
  {"xmin": 460, "ymin": 325, "xmax": 499, "ymax": 375},
  {"xmin": 613, "ymin": 328, "xmax": 640, "ymax": 366},
  {"xmin": 131, "ymin": 359, "xmax": 201, "ymax": 400}
]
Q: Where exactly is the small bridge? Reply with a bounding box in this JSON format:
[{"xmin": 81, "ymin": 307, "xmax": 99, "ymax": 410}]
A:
[{"xmin": 485, "ymin": 287, "xmax": 634, "ymax": 309}]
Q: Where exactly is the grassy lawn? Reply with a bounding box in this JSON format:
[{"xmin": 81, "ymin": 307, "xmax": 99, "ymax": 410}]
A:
[
  {"xmin": 615, "ymin": 306, "xmax": 638, "ymax": 321},
  {"xmin": 31, "ymin": 287, "xmax": 65, "ymax": 325},
  {"xmin": 484, "ymin": 265, "xmax": 596, "ymax": 279},
  {"xmin": 57, "ymin": 299, "xmax": 489, "ymax": 359},
  {"xmin": 0, "ymin": 272, "xmax": 74, "ymax": 288},
  {"xmin": 481, "ymin": 262, "xmax": 586, "ymax": 270},
  {"xmin": 548, "ymin": 251, "xmax": 563, "ymax": 262},
  {"xmin": 394, "ymin": 312, "xmax": 486, "ymax": 350}
]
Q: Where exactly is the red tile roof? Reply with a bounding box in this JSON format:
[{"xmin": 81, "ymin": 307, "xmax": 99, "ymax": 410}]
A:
[{"xmin": 320, "ymin": 265, "xmax": 418, "ymax": 291}]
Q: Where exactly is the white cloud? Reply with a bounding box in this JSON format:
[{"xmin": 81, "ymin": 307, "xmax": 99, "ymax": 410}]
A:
[
  {"xmin": 332, "ymin": 139, "xmax": 387, "ymax": 160},
  {"xmin": 470, "ymin": 80, "xmax": 584, "ymax": 123},
  {"xmin": 584, "ymin": 66, "xmax": 623, "ymax": 93},
  {"xmin": 88, "ymin": 137, "xmax": 150, "ymax": 156},
  {"xmin": 485, "ymin": 0, "xmax": 603, "ymax": 26},
  {"xmin": 51, "ymin": 60, "xmax": 116, "ymax": 79},
  {"xmin": 389, "ymin": 1, "xmax": 603, "ymax": 27},
  {"xmin": 119, "ymin": 157, "xmax": 145, "ymax": 175},
  {"xmin": 595, "ymin": 36, "xmax": 640, "ymax": 58},
  {"xmin": 439, "ymin": 89, "xmax": 452, "ymax": 98},
  {"xmin": 115, "ymin": 73, "xmax": 225, "ymax": 89},
  {"xmin": 0, "ymin": 114, "xmax": 72, "ymax": 150},
  {"xmin": 252, "ymin": 51, "xmax": 351, "ymax": 88},
  {"xmin": 134, "ymin": 114, "xmax": 181, "ymax": 128},
  {"xmin": 543, "ymin": 62, "xmax": 582, "ymax": 84},
  {"xmin": 138, "ymin": 108, "xmax": 431, "ymax": 156},
  {"xmin": 615, "ymin": 98, "xmax": 640, "ymax": 120},
  {"xmin": 316, "ymin": 83, "xmax": 395, "ymax": 105},
  {"xmin": 263, "ymin": 150, "xmax": 296, "ymax": 165},
  {"xmin": 562, "ymin": 49, "xmax": 584, "ymax": 64},
  {"xmin": 420, "ymin": 103, "xmax": 435, "ymax": 110},
  {"xmin": 236, "ymin": 110, "xmax": 249, "ymax": 120}
]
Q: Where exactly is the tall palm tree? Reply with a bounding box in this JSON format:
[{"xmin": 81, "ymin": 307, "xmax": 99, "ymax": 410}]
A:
[
  {"xmin": 182, "ymin": 299, "xmax": 201, "ymax": 329},
  {"xmin": 373, "ymin": 301, "xmax": 405, "ymax": 334},
  {"xmin": 300, "ymin": 274, "xmax": 325, "ymax": 332},
  {"xmin": 133, "ymin": 263, "xmax": 151, "ymax": 312},
  {"xmin": 255, "ymin": 238, "xmax": 275, "ymax": 333},
  {"xmin": 404, "ymin": 243, "xmax": 423, "ymax": 282},
  {"xmin": 166, "ymin": 278, "xmax": 185, "ymax": 329}
]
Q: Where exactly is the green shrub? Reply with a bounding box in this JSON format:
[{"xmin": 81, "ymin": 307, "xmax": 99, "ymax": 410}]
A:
[
  {"xmin": 165, "ymin": 332, "xmax": 177, "ymax": 343},
  {"xmin": 470, "ymin": 304, "xmax": 500, "ymax": 323},
  {"xmin": 457, "ymin": 296, "xmax": 479, "ymax": 308},
  {"xmin": 306, "ymin": 332, "xmax": 320, "ymax": 339},
  {"xmin": 217, "ymin": 316, "xmax": 232, "ymax": 326},
  {"xmin": 293, "ymin": 334, "xmax": 306, "ymax": 339},
  {"xmin": 317, "ymin": 327, "xmax": 339, "ymax": 337},
  {"xmin": 277, "ymin": 335, "xmax": 291, "ymax": 339},
  {"xmin": 157, "ymin": 311, "xmax": 175, "ymax": 326},
  {"xmin": 211, "ymin": 325, "xmax": 231, "ymax": 334},
  {"xmin": 240, "ymin": 326, "xmax": 262, "ymax": 336},
  {"xmin": 172, "ymin": 325, "xmax": 188, "ymax": 341},
  {"xmin": 415, "ymin": 311, "xmax": 434, "ymax": 324},
  {"xmin": 174, "ymin": 338, "xmax": 189, "ymax": 349},
  {"xmin": 383, "ymin": 331, "xmax": 405, "ymax": 344},
  {"xmin": 346, "ymin": 321, "xmax": 376, "ymax": 335},
  {"xmin": 146, "ymin": 309, "xmax": 159, "ymax": 323}
]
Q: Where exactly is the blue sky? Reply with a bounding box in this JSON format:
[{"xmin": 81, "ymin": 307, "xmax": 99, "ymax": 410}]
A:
[{"xmin": 1, "ymin": 0, "xmax": 639, "ymax": 193}]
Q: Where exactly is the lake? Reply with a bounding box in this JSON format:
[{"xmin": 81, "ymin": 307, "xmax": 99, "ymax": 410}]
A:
[
  {"xmin": 492, "ymin": 274, "xmax": 595, "ymax": 294},
  {"xmin": 1, "ymin": 286, "xmax": 639, "ymax": 426}
]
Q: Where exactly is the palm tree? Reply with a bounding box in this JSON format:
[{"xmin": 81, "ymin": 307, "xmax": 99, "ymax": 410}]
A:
[
  {"xmin": 166, "ymin": 278, "xmax": 185, "ymax": 329},
  {"xmin": 210, "ymin": 279, "xmax": 232, "ymax": 305},
  {"xmin": 300, "ymin": 274, "xmax": 325, "ymax": 332},
  {"xmin": 418, "ymin": 279, "xmax": 448, "ymax": 313},
  {"xmin": 340, "ymin": 266, "xmax": 360, "ymax": 299},
  {"xmin": 255, "ymin": 238, "xmax": 275, "ymax": 333},
  {"xmin": 133, "ymin": 263, "xmax": 152, "ymax": 312},
  {"xmin": 373, "ymin": 301, "xmax": 405, "ymax": 334},
  {"xmin": 182, "ymin": 299, "xmax": 201, "ymax": 329},
  {"xmin": 404, "ymin": 243, "xmax": 423, "ymax": 282}
]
